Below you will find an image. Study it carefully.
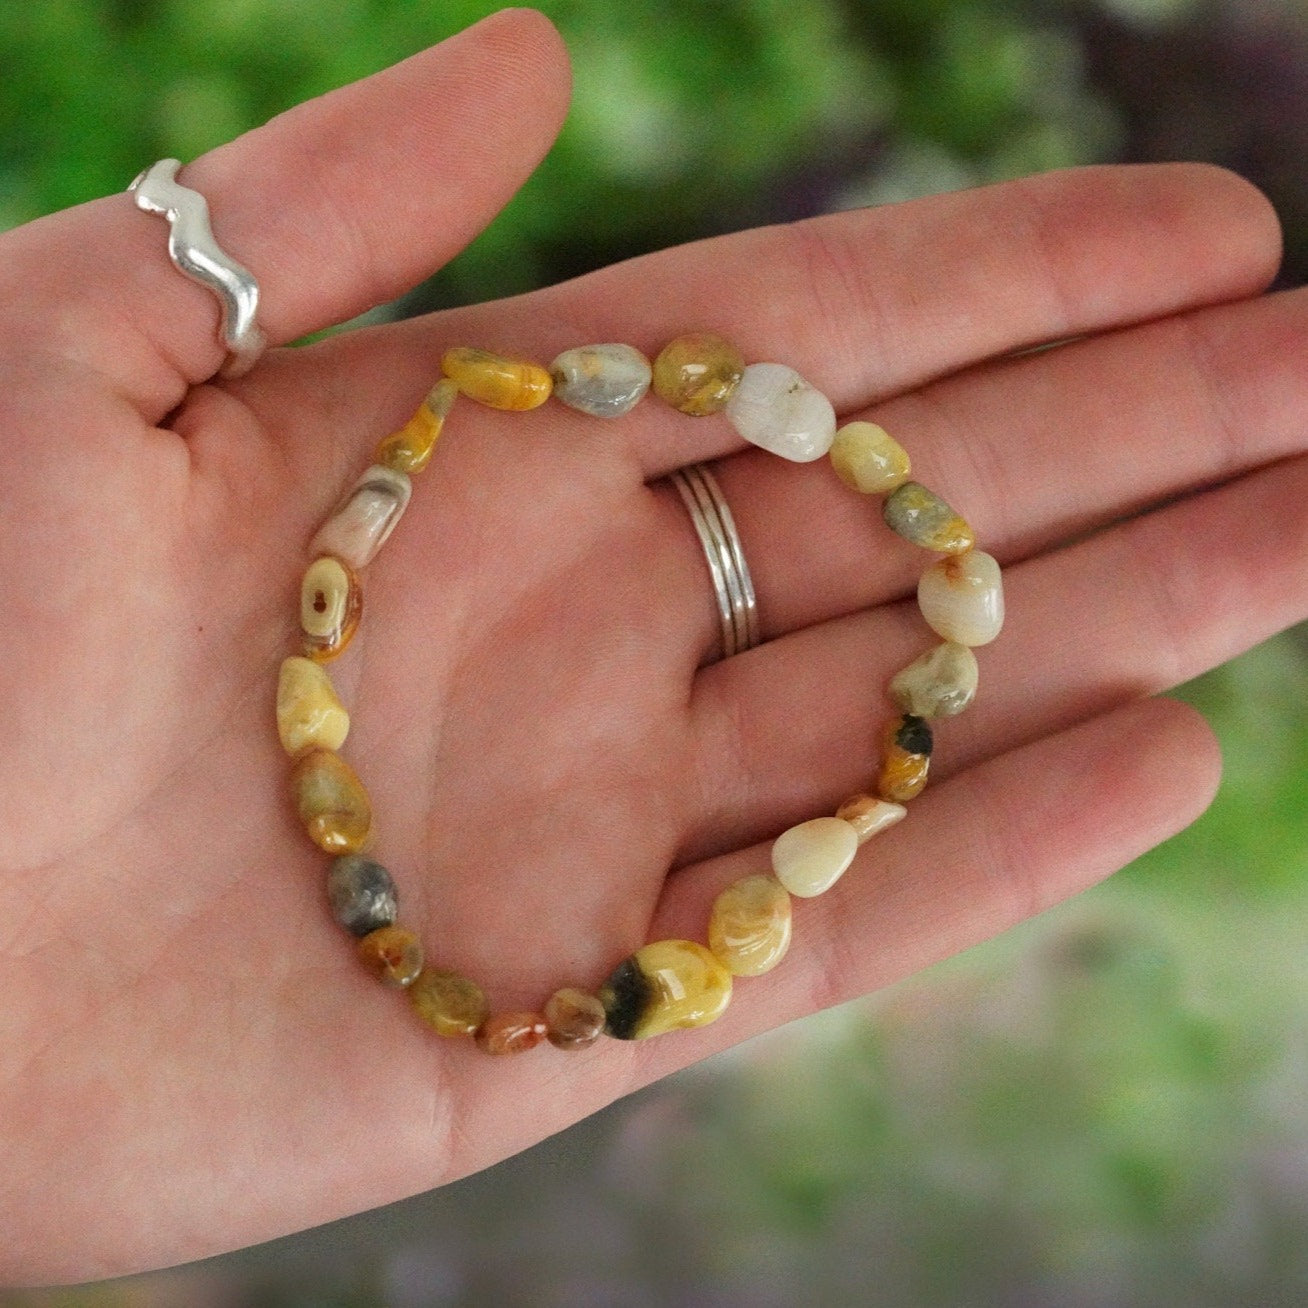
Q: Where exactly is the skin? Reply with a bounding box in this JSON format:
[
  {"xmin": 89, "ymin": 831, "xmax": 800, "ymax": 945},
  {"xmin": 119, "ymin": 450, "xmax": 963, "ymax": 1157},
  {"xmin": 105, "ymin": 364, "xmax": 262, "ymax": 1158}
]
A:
[{"xmin": 0, "ymin": 7, "xmax": 1302, "ymax": 1286}]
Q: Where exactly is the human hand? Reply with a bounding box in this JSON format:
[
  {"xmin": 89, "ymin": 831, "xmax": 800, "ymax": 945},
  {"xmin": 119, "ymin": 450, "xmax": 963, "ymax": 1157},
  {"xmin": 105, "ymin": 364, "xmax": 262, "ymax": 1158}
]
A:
[{"xmin": 0, "ymin": 8, "xmax": 1294, "ymax": 1286}]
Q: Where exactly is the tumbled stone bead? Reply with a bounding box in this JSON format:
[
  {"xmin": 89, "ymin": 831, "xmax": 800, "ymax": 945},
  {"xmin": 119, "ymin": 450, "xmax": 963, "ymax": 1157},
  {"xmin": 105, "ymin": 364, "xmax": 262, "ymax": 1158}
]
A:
[
  {"xmin": 878, "ymin": 752, "xmax": 931, "ymax": 803},
  {"xmin": 889, "ymin": 641, "xmax": 979, "ymax": 719},
  {"xmin": 327, "ymin": 854, "xmax": 398, "ymax": 937},
  {"xmin": 309, "ymin": 465, "xmax": 412, "ymax": 570},
  {"xmin": 442, "ymin": 346, "xmax": 552, "ymax": 411},
  {"xmin": 829, "ymin": 421, "xmax": 912, "ymax": 494},
  {"xmin": 301, "ymin": 555, "xmax": 362, "ymax": 662},
  {"xmin": 375, "ymin": 379, "xmax": 458, "ymax": 475},
  {"xmin": 883, "ymin": 481, "xmax": 975, "ymax": 554},
  {"xmin": 409, "ymin": 969, "xmax": 489, "ymax": 1037},
  {"xmin": 276, "ymin": 655, "xmax": 350, "ymax": 756},
  {"xmin": 917, "ymin": 549, "xmax": 1005, "ymax": 646},
  {"xmin": 770, "ymin": 816, "xmax": 859, "ymax": 898},
  {"xmin": 707, "ymin": 874, "xmax": 792, "ymax": 977},
  {"xmin": 543, "ymin": 987, "xmax": 607, "ymax": 1050},
  {"xmin": 600, "ymin": 940, "xmax": 732, "ymax": 1040},
  {"xmin": 877, "ymin": 715, "xmax": 933, "ymax": 803},
  {"xmin": 549, "ymin": 343, "xmax": 652, "ymax": 418},
  {"xmin": 289, "ymin": 747, "xmax": 371, "ymax": 853},
  {"xmin": 475, "ymin": 1011, "xmax": 548, "ymax": 1055},
  {"xmin": 834, "ymin": 794, "xmax": 908, "ymax": 844},
  {"xmin": 651, "ymin": 332, "xmax": 745, "ymax": 416},
  {"xmin": 725, "ymin": 363, "xmax": 837, "ymax": 463},
  {"xmin": 357, "ymin": 924, "xmax": 424, "ymax": 988}
]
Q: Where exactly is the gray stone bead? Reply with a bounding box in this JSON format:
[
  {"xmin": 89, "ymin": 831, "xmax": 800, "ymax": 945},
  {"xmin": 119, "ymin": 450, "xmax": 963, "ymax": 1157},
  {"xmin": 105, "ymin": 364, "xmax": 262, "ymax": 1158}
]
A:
[
  {"xmin": 889, "ymin": 641, "xmax": 980, "ymax": 718},
  {"xmin": 327, "ymin": 855, "xmax": 399, "ymax": 937},
  {"xmin": 882, "ymin": 481, "xmax": 974, "ymax": 553},
  {"xmin": 549, "ymin": 343, "xmax": 652, "ymax": 418}
]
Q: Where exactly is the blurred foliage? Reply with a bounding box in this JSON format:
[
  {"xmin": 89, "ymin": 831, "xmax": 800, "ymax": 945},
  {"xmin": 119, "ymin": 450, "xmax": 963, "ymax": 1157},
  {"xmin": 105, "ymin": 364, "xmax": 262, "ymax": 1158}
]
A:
[
  {"xmin": 0, "ymin": 0, "xmax": 1115, "ymax": 307},
  {"xmin": 5, "ymin": 0, "xmax": 1308, "ymax": 1302}
]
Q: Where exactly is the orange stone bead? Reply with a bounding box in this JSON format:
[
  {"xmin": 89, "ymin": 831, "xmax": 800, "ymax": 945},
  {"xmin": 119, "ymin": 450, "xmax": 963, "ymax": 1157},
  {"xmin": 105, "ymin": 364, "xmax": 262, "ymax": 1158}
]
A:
[
  {"xmin": 543, "ymin": 987, "xmax": 607, "ymax": 1050},
  {"xmin": 651, "ymin": 333, "xmax": 745, "ymax": 416},
  {"xmin": 835, "ymin": 793, "xmax": 908, "ymax": 843},
  {"xmin": 475, "ymin": 1011, "xmax": 548, "ymax": 1055},
  {"xmin": 441, "ymin": 347, "xmax": 552, "ymax": 411},
  {"xmin": 357, "ymin": 925, "xmax": 424, "ymax": 988},
  {"xmin": 876, "ymin": 715, "xmax": 933, "ymax": 803},
  {"xmin": 409, "ymin": 969, "xmax": 489, "ymax": 1037}
]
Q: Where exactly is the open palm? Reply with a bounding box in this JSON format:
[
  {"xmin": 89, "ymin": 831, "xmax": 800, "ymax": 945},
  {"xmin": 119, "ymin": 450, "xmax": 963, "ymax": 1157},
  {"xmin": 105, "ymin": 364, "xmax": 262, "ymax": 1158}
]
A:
[{"xmin": 2, "ymin": 11, "xmax": 1302, "ymax": 1286}]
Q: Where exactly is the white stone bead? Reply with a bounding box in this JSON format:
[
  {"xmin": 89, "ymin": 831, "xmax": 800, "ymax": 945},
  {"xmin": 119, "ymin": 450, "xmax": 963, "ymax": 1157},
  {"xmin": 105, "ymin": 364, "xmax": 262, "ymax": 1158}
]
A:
[
  {"xmin": 889, "ymin": 641, "xmax": 980, "ymax": 718},
  {"xmin": 771, "ymin": 817, "xmax": 858, "ymax": 898},
  {"xmin": 917, "ymin": 550, "xmax": 1004, "ymax": 646},
  {"xmin": 309, "ymin": 464, "xmax": 412, "ymax": 570},
  {"xmin": 725, "ymin": 363, "xmax": 836, "ymax": 462}
]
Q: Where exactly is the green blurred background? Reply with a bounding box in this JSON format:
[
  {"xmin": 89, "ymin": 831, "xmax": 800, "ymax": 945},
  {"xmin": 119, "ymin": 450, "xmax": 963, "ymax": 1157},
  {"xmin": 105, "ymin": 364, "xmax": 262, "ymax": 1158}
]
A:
[{"xmin": 5, "ymin": 0, "xmax": 1308, "ymax": 1303}]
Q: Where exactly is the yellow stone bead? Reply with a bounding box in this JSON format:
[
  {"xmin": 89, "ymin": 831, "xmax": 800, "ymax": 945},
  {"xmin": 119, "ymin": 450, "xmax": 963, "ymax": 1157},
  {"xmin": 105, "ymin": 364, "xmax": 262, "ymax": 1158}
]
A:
[
  {"xmin": 600, "ymin": 939, "xmax": 732, "ymax": 1040},
  {"xmin": 829, "ymin": 422, "xmax": 912, "ymax": 494},
  {"xmin": 289, "ymin": 747, "xmax": 372, "ymax": 853},
  {"xmin": 276, "ymin": 656, "xmax": 349, "ymax": 756},
  {"xmin": 357, "ymin": 925, "xmax": 424, "ymax": 988},
  {"xmin": 441, "ymin": 346, "xmax": 552, "ymax": 411},
  {"xmin": 651, "ymin": 333, "xmax": 745, "ymax": 416},
  {"xmin": 301, "ymin": 555, "xmax": 362, "ymax": 662},
  {"xmin": 410, "ymin": 968, "xmax": 490, "ymax": 1037},
  {"xmin": 375, "ymin": 379, "xmax": 458, "ymax": 474},
  {"xmin": 707, "ymin": 874, "xmax": 792, "ymax": 977}
]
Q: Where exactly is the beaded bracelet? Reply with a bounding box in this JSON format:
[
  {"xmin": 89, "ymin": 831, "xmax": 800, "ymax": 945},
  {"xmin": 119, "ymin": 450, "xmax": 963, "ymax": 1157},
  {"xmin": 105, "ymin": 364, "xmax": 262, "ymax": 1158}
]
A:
[{"xmin": 280, "ymin": 334, "xmax": 1003, "ymax": 1054}]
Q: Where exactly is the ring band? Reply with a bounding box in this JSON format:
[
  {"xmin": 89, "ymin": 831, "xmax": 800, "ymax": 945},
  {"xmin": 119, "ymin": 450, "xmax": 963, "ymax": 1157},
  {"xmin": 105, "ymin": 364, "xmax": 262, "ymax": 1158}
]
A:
[
  {"xmin": 668, "ymin": 462, "xmax": 760, "ymax": 660},
  {"xmin": 129, "ymin": 158, "xmax": 267, "ymax": 378}
]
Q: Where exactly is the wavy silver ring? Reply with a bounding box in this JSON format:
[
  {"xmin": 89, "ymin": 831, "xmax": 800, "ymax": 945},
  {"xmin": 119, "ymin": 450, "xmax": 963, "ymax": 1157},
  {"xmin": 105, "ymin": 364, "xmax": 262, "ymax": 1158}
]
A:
[
  {"xmin": 668, "ymin": 462, "xmax": 760, "ymax": 661},
  {"xmin": 129, "ymin": 158, "xmax": 267, "ymax": 378}
]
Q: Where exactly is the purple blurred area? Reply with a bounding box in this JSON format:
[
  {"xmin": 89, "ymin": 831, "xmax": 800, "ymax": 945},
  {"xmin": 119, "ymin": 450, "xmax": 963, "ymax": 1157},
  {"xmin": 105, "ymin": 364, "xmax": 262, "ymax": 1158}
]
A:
[{"xmin": 1076, "ymin": 0, "xmax": 1308, "ymax": 286}]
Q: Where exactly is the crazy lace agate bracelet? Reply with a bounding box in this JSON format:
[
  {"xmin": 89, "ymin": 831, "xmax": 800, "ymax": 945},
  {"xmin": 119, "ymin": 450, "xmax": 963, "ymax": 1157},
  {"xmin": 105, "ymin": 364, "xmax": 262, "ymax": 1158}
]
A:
[{"xmin": 279, "ymin": 334, "xmax": 1003, "ymax": 1054}]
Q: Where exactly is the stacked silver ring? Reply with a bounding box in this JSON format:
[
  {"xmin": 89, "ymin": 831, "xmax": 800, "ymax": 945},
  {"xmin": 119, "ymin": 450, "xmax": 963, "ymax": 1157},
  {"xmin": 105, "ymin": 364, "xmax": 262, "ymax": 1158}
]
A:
[{"xmin": 668, "ymin": 463, "xmax": 760, "ymax": 660}]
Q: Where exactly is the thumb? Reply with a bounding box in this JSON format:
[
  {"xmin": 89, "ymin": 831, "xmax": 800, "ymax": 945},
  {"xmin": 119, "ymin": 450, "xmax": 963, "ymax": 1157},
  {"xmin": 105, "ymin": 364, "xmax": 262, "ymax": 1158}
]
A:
[{"xmin": 0, "ymin": 8, "xmax": 571, "ymax": 413}]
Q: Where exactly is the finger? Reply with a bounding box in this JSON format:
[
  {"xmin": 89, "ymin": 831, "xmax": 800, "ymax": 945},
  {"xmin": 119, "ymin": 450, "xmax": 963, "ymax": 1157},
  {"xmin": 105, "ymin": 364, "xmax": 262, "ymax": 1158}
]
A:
[
  {"xmin": 0, "ymin": 9, "xmax": 570, "ymax": 416},
  {"xmin": 678, "ymin": 281, "xmax": 1308, "ymax": 650},
  {"xmin": 530, "ymin": 161, "xmax": 1279, "ymax": 477},
  {"xmin": 238, "ymin": 162, "xmax": 1283, "ymax": 661},
  {"xmin": 682, "ymin": 448, "xmax": 1308, "ymax": 862},
  {"xmin": 257, "ymin": 161, "xmax": 1278, "ymax": 489},
  {"xmin": 633, "ymin": 695, "xmax": 1220, "ymax": 1083}
]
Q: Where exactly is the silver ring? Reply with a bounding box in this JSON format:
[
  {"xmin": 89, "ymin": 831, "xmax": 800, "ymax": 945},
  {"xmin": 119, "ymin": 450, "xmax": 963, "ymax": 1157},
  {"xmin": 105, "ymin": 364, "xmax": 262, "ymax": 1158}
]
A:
[
  {"xmin": 668, "ymin": 463, "xmax": 760, "ymax": 660},
  {"xmin": 129, "ymin": 158, "xmax": 267, "ymax": 378}
]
